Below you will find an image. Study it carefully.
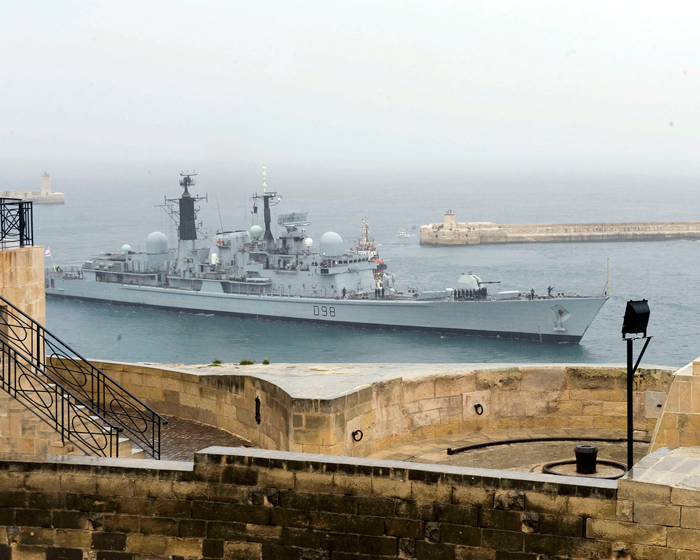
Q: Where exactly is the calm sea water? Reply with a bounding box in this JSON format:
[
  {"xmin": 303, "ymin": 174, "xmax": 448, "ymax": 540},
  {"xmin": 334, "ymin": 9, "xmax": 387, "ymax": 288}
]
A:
[{"xmin": 34, "ymin": 171, "xmax": 700, "ymax": 368}]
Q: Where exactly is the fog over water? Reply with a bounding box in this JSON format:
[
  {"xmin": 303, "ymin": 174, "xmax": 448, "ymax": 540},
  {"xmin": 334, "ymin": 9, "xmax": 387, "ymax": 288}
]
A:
[
  {"xmin": 3, "ymin": 2, "xmax": 700, "ymax": 366},
  {"xmin": 3, "ymin": 1, "xmax": 700, "ymax": 176}
]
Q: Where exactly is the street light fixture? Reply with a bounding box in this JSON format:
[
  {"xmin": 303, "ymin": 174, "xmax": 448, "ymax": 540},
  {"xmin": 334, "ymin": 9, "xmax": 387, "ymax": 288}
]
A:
[
  {"xmin": 622, "ymin": 299, "xmax": 652, "ymax": 472},
  {"xmin": 622, "ymin": 300, "xmax": 650, "ymax": 338}
]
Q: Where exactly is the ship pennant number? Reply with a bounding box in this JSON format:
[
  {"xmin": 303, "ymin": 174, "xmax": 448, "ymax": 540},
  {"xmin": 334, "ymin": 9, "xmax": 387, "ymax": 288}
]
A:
[{"xmin": 313, "ymin": 305, "xmax": 336, "ymax": 318}]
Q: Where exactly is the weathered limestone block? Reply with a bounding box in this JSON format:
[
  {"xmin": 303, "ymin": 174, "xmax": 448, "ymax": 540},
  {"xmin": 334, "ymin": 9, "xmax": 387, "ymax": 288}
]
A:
[
  {"xmin": 519, "ymin": 367, "xmax": 567, "ymax": 392},
  {"xmin": 566, "ymin": 367, "xmax": 624, "ymax": 390},
  {"xmin": 475, "ymin": 368, "xmax": 521, "ymax": 391},
  {"xmin": 586, "ymin": 519, "xmax": 667, "ymax": 545},
  {"xmin": 434, "ymin": 373, "xmax": 477, "ymax": 397}
]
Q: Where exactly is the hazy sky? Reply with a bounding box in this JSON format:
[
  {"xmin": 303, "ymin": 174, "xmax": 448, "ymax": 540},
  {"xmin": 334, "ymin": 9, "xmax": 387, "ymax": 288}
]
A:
[{"xmin": 3, "ymin": 1, "xmax": 699, "ymax": 177}]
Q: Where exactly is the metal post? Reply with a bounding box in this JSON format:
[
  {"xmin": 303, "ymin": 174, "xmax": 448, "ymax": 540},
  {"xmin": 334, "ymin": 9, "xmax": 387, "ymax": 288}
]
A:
[
  {"xmin": 627, "ymin": 337, "xmax": 634, "ymax": 470},
  {"xmin": 18, "ymin": 204, "xmax": 25, "ymax": 248}
]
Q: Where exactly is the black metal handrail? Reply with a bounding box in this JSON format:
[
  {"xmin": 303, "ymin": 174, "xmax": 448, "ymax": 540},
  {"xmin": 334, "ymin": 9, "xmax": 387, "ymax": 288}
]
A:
[
  {"xmin": 0, "ymin": 198, "xmax": 33, "ymax": 249},
  {"xmin": 0, "ymin": 294, "xmax": 166, "ymax": 458},
  {"xmin": 0, "ymin": 339, "xmax": 122, "ymax": 457}
]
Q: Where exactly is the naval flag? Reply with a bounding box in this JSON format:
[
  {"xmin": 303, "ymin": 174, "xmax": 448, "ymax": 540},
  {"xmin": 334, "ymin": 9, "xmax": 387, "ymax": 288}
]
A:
[{"xmin": 44, "ymin": 247, "xmax": 52, "ymax": 257}]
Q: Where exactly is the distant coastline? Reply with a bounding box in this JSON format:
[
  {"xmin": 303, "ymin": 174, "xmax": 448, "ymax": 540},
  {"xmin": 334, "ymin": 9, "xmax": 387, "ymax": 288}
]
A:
[{"xmin": 421, "ymin": 210, "xmax": 700, "ymax": 245}]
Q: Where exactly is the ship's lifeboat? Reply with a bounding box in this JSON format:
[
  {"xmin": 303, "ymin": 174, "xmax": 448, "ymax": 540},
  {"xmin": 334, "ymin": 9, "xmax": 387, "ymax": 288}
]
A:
[{"xmin": 372, "ymin": 258, "xmax": 387, "ymax": 271}]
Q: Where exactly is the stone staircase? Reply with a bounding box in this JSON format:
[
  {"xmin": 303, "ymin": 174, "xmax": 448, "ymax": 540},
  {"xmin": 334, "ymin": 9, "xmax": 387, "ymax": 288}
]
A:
[
  {"xmin": 0, "ymin": 383, "xmax": 146, "ymax": 459},
  {"xmin": 0, "ymin": 293, "xmax": 165, "ymax": 459}
]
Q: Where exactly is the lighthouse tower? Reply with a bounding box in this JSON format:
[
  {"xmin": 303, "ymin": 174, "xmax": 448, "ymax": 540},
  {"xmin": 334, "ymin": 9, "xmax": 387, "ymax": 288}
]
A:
[
  {"xmin": 41, "ymin": 172, "xmax": 51, "ymax": 196},
  {"xmin": 444, "ymin": 209, "xmax": 456, "ymax": 230}
]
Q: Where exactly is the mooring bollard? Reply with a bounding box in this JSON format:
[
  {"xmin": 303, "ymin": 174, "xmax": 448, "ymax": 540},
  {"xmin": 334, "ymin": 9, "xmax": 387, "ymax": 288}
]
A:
[{"xmin": 574, "ymin": 444, "xmax": 598, "ymax": 474}]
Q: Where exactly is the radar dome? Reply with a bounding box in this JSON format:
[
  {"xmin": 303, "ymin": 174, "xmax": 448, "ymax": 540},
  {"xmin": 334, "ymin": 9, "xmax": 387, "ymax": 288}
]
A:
[
  {"xmin": 121, "ymin": 244, "xmax": 132, "ymax": 253},
  {"xmin": 320, "ymin": 232, "xmax": 344, "ymax": 257},
  {"xmin": 249, "ymin": 225, "xmax": 263, "ymax": 239},
  {"xmin": 146, "ymin": 232, "xmax": 169, "ymax": 254},
  {"xmin": 304, "ymin": 237, "xmax": 313, "ymax": 248}
]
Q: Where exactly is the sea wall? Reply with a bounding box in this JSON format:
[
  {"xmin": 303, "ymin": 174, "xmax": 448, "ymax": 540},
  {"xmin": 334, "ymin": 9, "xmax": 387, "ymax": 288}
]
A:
[
  {"xmin": 64, "ymin": 361, "xmax": 674, "ymax": 458},
  {"xmin": 420, "ymin": 220, "xmax": 700, "ymax": 246},
  {"xmin": 0, "ymin": 447, "xmax": 698, "ymax": 559}
]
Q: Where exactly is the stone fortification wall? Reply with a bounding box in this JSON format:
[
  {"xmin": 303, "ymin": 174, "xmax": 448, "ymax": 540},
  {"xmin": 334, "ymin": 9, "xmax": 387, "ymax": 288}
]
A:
[
  {"xmin": 0, "ymin": 447, "xmax": 697, "ymax": 559},
  {"xmin": 0, "ymin": 246, "xmax": 45, "ymax": 325},
  {"xmin": 82, "ymin": 360, "xmax": 294, "ymax": 452},
  {"xmin": 67, "ymin": 361, "xmax": 673, "ymax": 458},
  {"xmin": 420, "ymin": 220, "xmax": 700, "ymax": 246},
  {"xmin": 343, "ymin": 365, "xmax": 671, "ymax": 458},
  {"xmin": 651, "ymin": 359, "xmax": 700, "ymax": 451}
]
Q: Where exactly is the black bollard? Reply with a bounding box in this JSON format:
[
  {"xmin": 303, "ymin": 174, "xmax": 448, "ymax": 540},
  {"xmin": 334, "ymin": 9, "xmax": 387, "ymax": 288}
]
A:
[{"xmin": 574, "ymin": 444, "xmax": 598, "ymax": 474}]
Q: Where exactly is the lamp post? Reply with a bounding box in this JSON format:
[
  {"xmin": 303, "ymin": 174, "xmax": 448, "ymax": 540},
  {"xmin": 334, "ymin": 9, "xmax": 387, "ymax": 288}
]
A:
[{"xmin": 622, "ymin": 299, "xmax": 652, "ymax": 471}]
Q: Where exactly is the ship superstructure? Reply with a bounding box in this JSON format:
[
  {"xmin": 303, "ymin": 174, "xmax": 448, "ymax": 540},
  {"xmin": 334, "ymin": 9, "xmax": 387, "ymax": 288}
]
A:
[{"xmin": 45, "ymin": 171, "xmax": 608, "ymax": 343}]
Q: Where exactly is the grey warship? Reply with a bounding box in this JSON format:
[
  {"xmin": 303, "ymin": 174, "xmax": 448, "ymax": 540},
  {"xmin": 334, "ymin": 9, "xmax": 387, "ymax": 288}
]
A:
[{"xmin": 45, "ymin": 171, "xmax": 608, "ymax": 343}]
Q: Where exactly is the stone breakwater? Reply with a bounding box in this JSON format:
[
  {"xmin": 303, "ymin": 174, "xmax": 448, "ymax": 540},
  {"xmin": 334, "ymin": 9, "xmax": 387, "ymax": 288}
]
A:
[{"xmin": 420, "ymin": 216, "xmax": 700, "ymax": 246}]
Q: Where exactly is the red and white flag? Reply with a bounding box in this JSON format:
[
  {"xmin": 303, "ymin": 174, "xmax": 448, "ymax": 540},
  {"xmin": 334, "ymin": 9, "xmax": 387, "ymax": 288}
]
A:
[{"xmin": 44, "ymin": 247, "xmax": 51, "ymax": 257}]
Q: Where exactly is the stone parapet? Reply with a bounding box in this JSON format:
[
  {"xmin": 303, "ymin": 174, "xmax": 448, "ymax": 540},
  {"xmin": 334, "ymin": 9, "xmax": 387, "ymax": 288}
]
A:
[
  {"xmin": 0, "ymin": 446, "xmax": 696, "ymax": 559},
  {"xmin": 69, "ymin": 360, "xmax": 674, "ymax": 458},
  {"xmin": 80, "ymin": 359, "xmax": 294, "ymax": 453}
]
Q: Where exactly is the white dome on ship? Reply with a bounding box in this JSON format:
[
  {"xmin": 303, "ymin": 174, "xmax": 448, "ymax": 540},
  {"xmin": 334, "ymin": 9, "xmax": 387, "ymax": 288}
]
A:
[
  {"xmin": 249, "ymin": 225, "xmax": 263, "ymax": 239},
  {"xmin": 320, "ymin": 232, "xmax": 344, "ymax": 257},
  {"xmin": 146, "ymin": 231, "xmax": 169, "ymax": 254},
  {"xmin": 121, "ymin": 244, "xmax": 132, "ymax": 253},
  {"xmin": 304, "ymin": 237, "xmax": 313, "ymax": 247}
]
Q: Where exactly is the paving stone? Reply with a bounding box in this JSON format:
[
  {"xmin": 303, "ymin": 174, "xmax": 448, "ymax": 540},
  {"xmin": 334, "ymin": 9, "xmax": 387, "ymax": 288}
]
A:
[{"xmin": 160, "ymin": 416, "xmax": 252, "ymax": 461}]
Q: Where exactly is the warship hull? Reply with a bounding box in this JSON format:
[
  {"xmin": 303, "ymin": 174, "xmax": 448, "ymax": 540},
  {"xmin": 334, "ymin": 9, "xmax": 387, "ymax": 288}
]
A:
[{"xmin": 46, "ymin": 277, "xmax": 607, "ymax": 343}]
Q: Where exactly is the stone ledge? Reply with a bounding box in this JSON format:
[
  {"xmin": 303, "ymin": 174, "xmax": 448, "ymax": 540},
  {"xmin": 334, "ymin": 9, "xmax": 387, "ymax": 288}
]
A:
[
  {"xmin": 194, "ymin": 446, "xmax": 617, "ymax": 495},
  {"xmin": 0, "ymin": 452, "xmax": 193, "ymax": 474}
]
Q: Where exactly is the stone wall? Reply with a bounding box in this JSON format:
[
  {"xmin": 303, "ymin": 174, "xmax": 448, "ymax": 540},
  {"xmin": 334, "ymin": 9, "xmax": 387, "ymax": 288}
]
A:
[
  {"xmin": 0, "ymin": 393, "xmax": 65, "ymax": 456},
  {"xmin": 66, "ymin": 361, "xmax": 673, "ymax": 458},
  {"xmin": 650, "ymin": 360, "xmax": 700, "ymax": 451},
  {"xmin": 340, "ymin": 365, "xmax": 671, "ymax": 458},
  {"xmin": 0, "ymin": 447, "xmax": 698, "ymax": 559},
  {"xmin": 0, "ymin": 246, "xmax": 46, "ymax": 325},
  {"xmin": 82, "ymin": 360, "xmax": 294, "ymax": 452},
  {"xmin": 0, "ymin": 246, "xmax": 52, "ymax": 456}
]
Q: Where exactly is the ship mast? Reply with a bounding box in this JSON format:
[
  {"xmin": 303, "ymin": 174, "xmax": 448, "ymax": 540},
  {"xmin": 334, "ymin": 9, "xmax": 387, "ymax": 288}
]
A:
[
  {"xmin": 251, "ymin": 167, "xmax": 281, "ymax": 244},
  {"xmin": 179, "ymin": 172, "xmax": 199, "ymax": 240},
  {"xmin": 163, "ymin": 171, "xmax": 207, "ymax": 268}
]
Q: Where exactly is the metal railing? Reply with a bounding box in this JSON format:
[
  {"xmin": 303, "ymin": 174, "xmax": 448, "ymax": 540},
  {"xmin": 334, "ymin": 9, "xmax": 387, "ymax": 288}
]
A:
[
  {"xmin": 0, "ymin": 198, "xmax": 33, "ymax": 249},
  {"xmin": 0, "ymin": 294, "xmax": 166, "ymax": 458},
  {"xmin": 0, "ymin": 339, "xmax": 122, "ymax": 457}
]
